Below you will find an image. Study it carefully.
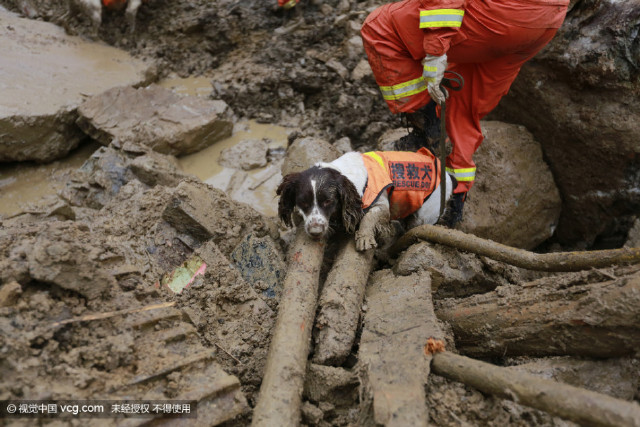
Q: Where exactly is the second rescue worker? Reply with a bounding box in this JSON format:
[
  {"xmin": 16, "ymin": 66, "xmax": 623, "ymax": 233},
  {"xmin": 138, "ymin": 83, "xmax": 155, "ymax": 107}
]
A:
[{"xmin": 361, "ymin": 0, "xmax": 570, "ymax": 226}]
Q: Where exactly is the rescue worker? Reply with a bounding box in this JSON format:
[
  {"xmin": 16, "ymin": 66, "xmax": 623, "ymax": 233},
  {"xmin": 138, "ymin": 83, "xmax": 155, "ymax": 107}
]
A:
[{"xmin": 361, "ymin": 0, "xmax": 570, "ymax": 226}]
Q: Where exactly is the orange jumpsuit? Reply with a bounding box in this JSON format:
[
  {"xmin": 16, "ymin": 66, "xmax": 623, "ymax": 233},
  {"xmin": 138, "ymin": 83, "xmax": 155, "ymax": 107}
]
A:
[
  {"xmin": 361, "ymin": 0, "xmax": 569, "ymax": 193},
  {"xmin": 361, "ymin": 148, "xmax": 442, "ymax": 220}
]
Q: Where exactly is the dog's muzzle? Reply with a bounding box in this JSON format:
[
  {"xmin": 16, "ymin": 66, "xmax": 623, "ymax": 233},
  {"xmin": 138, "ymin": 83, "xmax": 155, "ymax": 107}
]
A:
[{"xmin": 306, "ymin": 217, "xmax": 327, "ymax": 238}]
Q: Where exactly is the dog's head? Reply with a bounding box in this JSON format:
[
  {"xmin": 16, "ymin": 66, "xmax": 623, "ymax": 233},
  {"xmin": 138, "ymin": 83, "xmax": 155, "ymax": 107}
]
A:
[{"xmin": 276, "ymin": 166, "xmax": 364, "ymax": 239}]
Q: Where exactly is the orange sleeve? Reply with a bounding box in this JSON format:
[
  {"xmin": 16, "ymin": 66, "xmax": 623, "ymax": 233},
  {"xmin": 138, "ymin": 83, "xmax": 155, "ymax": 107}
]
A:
[{"xmin": 418, "ymin": 0, "xmax": 467, "ymax": 56}]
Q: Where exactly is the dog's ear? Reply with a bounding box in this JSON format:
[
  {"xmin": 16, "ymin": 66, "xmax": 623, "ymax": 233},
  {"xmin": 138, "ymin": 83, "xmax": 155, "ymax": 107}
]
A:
[
  {"xmin": 276, "ymin": 172, "xmax": 300, "ymax": 227},
  {"xmin": 339, "ymin": 175, "xmax": 364, "ymax": 234}
]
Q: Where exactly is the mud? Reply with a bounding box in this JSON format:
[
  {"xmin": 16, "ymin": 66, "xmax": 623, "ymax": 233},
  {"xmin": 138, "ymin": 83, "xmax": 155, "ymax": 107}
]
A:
[{"xmin": 0, "ymin": 0, "xmax": 639, "ymax": 426}]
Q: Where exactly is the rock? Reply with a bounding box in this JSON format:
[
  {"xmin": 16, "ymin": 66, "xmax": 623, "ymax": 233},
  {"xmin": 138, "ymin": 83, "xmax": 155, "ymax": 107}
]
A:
[
  {"xmin": 351, "ymin": 58, "xmax": 373, "ymax": 81},
  {"xmin": 0, "ymin": 10, "xmax": 153, "ymax": 163},
  {"xmin": 281, "ymin": 137, "xmax": 341, "ymax": 176},
  {"xmin": 230, "ymin": 232, "xmax": 286, "ymax": 306},
  {"xmin": 219, "ymin": 139, "xmax": 268, "ymax": 171},
  {"xmin": 301, "ymin": 401, "xmax": 324, "ymax": 425},
  {"xmin": 0, "ymin": 281, "xmax": 22, "ymax": 307},
  {"xmin": 625, "ymin": 218, "xmax": 640, "ymax": 248},
  {"xmin": 460, "ymin": 121, "xmax": 561, "ymax": 250},
  {"xmin": 376, "ymin": 128, "xmax": 410, "ymax": 151},
  {"xmin": 76, "ymin": 85, "xmax": 233, "ymax": 156},
  {"xmin": 333, "ymin": 136, "xmax": 353, "ymax": 155},
  {"xmin": 129, "ymin": 151, "xmax": 191, "ymax": 187},
  {"xmin": 343, "ymin": 36, "xmax": 364, "ymax": 64},
  {"xmin": 491, "ymin": 3, "xmax": 640, "ymax": 246},
  {"xmin": 326, "ymin": 59, "xmax": 349, "ymax": 80},
  {"xmin": 162, "ymin": 179, "xmax": 272, "ymax": 256},
  {"xmin": 393, "ymin": 242, "xmax": 519, "ymax": 298},
  {"xmin": 303, "ymin": 364, "xmax": 359, "ymax": 403},
  {"xmin": 27, "ymin": 222, "xmax": 116, "ymax": 300},
  {"xmin": 60, "ymin": 146, "xmax": 136, "ymax": 210}
]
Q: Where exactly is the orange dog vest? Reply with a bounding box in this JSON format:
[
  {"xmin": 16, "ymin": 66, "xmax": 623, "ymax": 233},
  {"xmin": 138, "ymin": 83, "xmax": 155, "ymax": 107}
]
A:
[{"xmin": 361, "ymin": 148, "xmax": 441, "ymax": 220}]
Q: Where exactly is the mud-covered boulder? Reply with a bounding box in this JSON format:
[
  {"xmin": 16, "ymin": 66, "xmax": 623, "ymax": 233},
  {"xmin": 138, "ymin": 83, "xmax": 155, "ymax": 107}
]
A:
[
  {"xmin": 0, "ymin": 221, "xmax": 117, "ymax": 300},
  {"xmin": 76, "ymin": 85, "xmax": 234, "ymax": 156},
  {"xmin": 377, "ymin": 121, "xmax": 561, "ymax": 249},
  {"xmin": 0, "ymin": 9, "xmax": 153, "ymax": 163},
  {"xmin": 219, "ymin": 138, "xmax": 268, "ymax": 171},
  {"xmin": 491, "ymin": 0, "xmax": 640, "ymax": 246},
  {"xmin": 281, "ymin": 136, "xmax": 341, "ymax": 176},
  {"xmin": 162, "ymin": 179, "xmax": 277, "ymax": 256},
  {"xmin": 460, "ymin": 121, "xmax": 562, "ymax": 250}
]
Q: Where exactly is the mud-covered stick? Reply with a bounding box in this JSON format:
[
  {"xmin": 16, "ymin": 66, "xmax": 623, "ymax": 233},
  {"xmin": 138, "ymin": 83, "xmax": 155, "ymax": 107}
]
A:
[
  {"xmin": 313, "ymin": 236, "xmax": 375, "ymax": 365},
  {"xmin": 251, "ymin": 228, "xmax": 326, "ymax": 427},
  {"xmin": 435, "ymin": 274, "xmax": 640, "ymax": 358},
  {"xmin": 431, "ymin": 351, "xmax": 640, "ymax": 427},
  {"xmin": 390, "ymin": 224, "xmax": 640, "ymax": 271}
]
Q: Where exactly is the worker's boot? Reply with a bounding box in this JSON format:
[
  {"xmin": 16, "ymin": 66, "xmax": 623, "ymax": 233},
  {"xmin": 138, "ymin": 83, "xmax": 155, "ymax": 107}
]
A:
[{"xmin": 397, "ymin": 101, "xmax": 441, "ymax": 154}]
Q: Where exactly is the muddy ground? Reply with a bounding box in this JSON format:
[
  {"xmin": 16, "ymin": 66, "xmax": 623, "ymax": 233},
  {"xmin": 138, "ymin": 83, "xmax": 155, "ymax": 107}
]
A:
[{"xmin": 1, "ymin": 0, "xmax": 639, "ymax": 426}]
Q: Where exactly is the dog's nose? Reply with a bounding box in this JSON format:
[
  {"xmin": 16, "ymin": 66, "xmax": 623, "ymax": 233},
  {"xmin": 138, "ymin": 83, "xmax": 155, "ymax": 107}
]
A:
[{"xmin": 307, "ymin": 218, "xmax": 327, "ymax": 238}]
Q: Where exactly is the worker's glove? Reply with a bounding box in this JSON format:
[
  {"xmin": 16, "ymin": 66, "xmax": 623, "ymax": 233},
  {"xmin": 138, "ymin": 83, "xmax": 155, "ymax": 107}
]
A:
[
  {"xmin": 439, "ymin": 192, "xmax": 466, "ymax": 228},
  {"xmin": 422, "ymin": 54, "xmax": 448, "ymax": 105}
]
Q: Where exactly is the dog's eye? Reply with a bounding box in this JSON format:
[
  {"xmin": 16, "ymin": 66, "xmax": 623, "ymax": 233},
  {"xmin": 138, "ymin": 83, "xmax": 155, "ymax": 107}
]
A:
[{"xmin": 321, "ymin": 199, "xmax": 333, "ymax": 207}]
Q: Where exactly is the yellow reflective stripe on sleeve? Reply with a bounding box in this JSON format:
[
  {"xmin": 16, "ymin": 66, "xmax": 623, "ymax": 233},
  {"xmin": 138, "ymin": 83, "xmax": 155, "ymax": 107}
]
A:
[
  {"xmin": 282, "ymin": 0, "xmax": 297, "ymax": 8},
  {"xmin": 446, "ymin": 166, "xmax": 476, "ymax": 181},
  {"xmin": 379, "ymin": 76, "xmax": 427, "ymax": 101},
  {"xmin": 419, "ymin": 9, "xmax": 464, "ymax": 28},
  {"xmin": 364, "ymin": 152, "xmax": 387, "ymax": 172}
]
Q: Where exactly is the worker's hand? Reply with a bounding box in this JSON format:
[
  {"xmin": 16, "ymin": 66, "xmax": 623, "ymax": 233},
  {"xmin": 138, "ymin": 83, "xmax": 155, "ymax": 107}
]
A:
[{"xmin": 422, "ymin": 54, "xmax": 448, "ymax": 105}]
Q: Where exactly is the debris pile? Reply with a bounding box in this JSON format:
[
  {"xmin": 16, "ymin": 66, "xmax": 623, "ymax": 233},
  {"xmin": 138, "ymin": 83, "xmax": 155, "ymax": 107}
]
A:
[{"xmin": 1, "ymin": 0, "xmax": 639, "ymax": 426}]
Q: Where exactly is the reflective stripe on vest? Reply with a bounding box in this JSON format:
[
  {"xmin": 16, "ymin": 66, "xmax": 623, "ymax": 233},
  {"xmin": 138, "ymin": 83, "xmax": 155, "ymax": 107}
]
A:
[
  {"xmin": 282, "ymin": 0, "xmax": 297, "ymax": 8},
  {"xmin": 446, "ymin": 166, "xmax": 476, "ymax": 182},
  {"xmin": 379, "ymin": 76, "xmax": 427, "ymax": 101},
  {"xmin": 419, "ymin": 9, "xmax": 464, "ymax": 28}
]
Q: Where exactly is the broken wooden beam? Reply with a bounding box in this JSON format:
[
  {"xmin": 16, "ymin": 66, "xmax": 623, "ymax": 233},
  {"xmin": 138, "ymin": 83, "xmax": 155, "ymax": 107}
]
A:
[
  {"xmin": 431, "ymin": 351, "xmax": 640, "ymax": 427},
  {"xmin": 313, "ymin": 236, "xmax": 375, "ymax": 366},
  {"xmin": 435, "ymin": 271, "xmax": 640, "ymax": 358},
  {"xmin": 358, "ymin": 270, "xmax": 444, "ymax": 426},
  {"xmin": 390, "ymin": 224, "xmax": 640, "ymax": 271},
  {"xmin": 251, "ymin": 229, "xmax": 326, "ymax": 427}
]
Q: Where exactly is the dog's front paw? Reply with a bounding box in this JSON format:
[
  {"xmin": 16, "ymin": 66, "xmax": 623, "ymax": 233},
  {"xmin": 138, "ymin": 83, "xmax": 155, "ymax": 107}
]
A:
[{"xmin": 355, "ymin": 231, "xmax": 378, "ymax": 251}]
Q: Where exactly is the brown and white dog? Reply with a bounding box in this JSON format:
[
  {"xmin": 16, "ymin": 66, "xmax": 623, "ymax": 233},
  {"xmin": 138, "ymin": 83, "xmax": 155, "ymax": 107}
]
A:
[{"xmin": 277, "ymin": 150, "xmax": 455, "ymax": 251}]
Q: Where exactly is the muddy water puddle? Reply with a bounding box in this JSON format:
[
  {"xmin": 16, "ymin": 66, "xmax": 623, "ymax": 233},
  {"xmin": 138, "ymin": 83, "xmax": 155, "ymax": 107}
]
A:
[
  {"xmin": 178, "ymin": 120, "xmax": 288, "ymax": 218},
  {"xmin": 160, "ymin": 75, "xmax": 289, "ymax": 218},
  {"xmin": 0, "ymin": 142, "xmax": 100, "ymax": 217},
  {"xmin": 1, "ymin": 76, "xmax": 288, "ymax": 219}
]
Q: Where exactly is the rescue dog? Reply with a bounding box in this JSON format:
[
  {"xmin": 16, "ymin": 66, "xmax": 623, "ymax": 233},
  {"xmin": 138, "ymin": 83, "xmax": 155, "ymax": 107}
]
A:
[{"xmin": 277, "ymin": 149, "xmax": 455, "ymax": 251}]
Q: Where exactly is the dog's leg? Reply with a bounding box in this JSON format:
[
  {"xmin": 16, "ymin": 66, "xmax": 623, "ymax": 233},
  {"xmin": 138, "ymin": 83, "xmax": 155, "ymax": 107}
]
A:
[{"xmin": 355, "ymin": 202, "xmax": 392, "ymax": 251}]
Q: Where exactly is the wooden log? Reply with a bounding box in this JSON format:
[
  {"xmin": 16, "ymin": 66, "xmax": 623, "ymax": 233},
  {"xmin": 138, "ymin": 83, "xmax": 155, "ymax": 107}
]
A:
[
  {"xmin": 390, "ymin": 224, "xmax": 640, "ymax": 271},
  {"xmin": 431, "ymin": 351, "xmax": 640, "ymax": 427},
  {"xmin": 358, "ymin": 270, "xmax": 444, "ymax": 426},
  {"xmin": 251, "ymin": 229, "xmax": 326, "ymax": 427},
  {"xmin": 435, "ymin": 272, "xmax": 640, "ymax": 358},
  {"xmin": 313, "ymin": 236, "xmax": 375, "ymax": 366}
]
